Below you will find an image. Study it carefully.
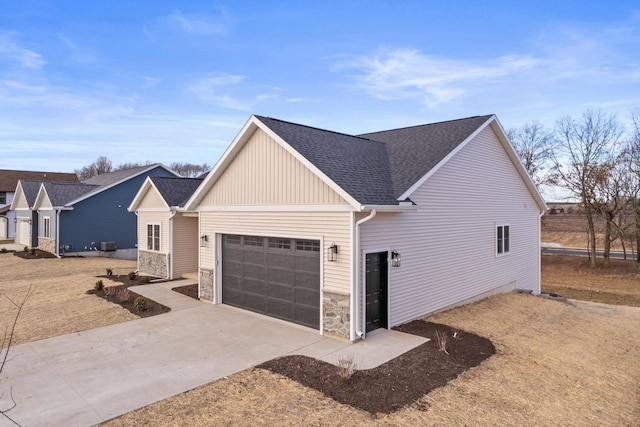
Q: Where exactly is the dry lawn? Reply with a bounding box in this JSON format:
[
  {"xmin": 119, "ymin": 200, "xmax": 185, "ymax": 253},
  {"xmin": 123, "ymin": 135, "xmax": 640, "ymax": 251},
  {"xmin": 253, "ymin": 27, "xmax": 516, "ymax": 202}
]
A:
[
  {"xmin": 542, "ymin": 214, "xmax": 633, "ymax": 252},
  {"xmin": 542, "ymin": 254, "xmax": 640, "ymax": 306},
  {"xmin": 105, "ymin": 293, "xmax": 640, "ymax": 426},
  {"xmin": 0, "ymin": 254, "xmax": 138, "ymax": 345}
]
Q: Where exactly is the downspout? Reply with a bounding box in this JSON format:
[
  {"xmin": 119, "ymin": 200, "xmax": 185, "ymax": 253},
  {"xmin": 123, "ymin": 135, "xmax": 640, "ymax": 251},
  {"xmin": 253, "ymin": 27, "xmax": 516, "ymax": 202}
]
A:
[
  {"xmin": 537, "ymin": 210, "xmax": 544, "ymax": 295},
  {"xmin": 168, "ymin": 209, "xmax": 177, "ymax": 280},
  {"xmin": 55, "ymin": 209, "xmax": 61, "ymax": 258},
  {"xmin": 353, "ymin": 209, "xmax": 376, "ymax": 340}
]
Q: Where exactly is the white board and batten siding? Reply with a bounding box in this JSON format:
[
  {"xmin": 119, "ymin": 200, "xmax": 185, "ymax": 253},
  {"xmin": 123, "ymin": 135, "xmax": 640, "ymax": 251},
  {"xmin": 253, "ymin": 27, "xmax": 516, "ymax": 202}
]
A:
[
  {"xmin": 197, "ymin": 128, "xmax": 353, "ymax": 295},
  {"xmin": 359, "ymin": 125, "xmax": 541, "ymax": 328}
]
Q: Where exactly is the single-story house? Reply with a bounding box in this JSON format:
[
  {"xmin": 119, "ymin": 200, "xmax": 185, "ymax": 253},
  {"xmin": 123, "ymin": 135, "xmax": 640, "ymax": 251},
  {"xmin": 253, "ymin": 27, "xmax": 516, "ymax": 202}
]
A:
[
  {"xmin": 133, "ymin": 114, "xmax": 546, "ymax": 341},
  {"xmin": 0, "ymin": 169, "xmax": 78, "ymax": 239},
  {"xmin": 128, "ymin": 176, "xmax": 203, "ymax": 279},
  {"xmin": 16, "ymin": 164, "xmax": 178, "ymax": 258}
]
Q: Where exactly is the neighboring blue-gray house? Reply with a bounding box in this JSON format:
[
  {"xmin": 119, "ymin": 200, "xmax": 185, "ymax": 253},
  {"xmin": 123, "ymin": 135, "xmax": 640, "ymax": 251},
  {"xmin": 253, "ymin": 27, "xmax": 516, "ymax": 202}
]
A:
[{"xmin": 26, "ymin": 164, "xmax": 178, "ymax": 258}]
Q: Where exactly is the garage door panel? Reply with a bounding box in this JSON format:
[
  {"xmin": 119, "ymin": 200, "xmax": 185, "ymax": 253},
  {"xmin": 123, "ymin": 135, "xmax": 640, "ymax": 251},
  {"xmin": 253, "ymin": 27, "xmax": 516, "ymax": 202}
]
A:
[{"xmin": 222, "ymin": 234, "xmax": 320, "ymax": 330}]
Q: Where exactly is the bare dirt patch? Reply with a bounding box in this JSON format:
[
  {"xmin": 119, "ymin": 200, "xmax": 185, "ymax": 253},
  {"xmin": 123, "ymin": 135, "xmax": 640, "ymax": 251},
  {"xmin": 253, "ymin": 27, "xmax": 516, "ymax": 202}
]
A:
[
  {"xmin": 542, "ymin": 254, "xmax": 640, "ymax": 306},
  {"xmin": 259, "ymin": 321, "xmax": 494, "ymax": 414},
  {"xmin": 103, "ymin": 293, "xmax": 640, "ymax": 426},
  {"xmin": 0, "ymin": 256, "xmax": 138, "ymax": 345}
]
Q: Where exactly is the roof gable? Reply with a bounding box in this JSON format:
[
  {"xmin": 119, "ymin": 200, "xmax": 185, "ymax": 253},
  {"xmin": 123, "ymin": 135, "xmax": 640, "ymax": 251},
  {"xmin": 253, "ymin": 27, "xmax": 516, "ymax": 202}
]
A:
[{"xmin": 34, "ymin": 182, "xmax": 98, "ymax": 209}]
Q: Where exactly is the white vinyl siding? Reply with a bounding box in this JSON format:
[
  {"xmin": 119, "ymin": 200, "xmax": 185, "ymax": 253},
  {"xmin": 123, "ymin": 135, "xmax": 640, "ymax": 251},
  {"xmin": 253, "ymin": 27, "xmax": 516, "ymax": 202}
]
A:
[
  {"xmin": 200, "ymin": 211, "xmax": 351, "ymax": 294},
  {"xmin": 172, "ymin": 214, "xmax": 198, "ymax": 277},
  {"xmin": 359, "ymin": 125, "xmax": 541, "ymax": 327},
  {"xmin": 137, "ymin": 187, "xmax": 167, "ymax": 210},
  {"xmin": 201, "ymin": 128, "xmax": 349, "ymax": 207},
  {"xmin": 137, "ymin": 212, "xmax": 169, "ymax": 253}
]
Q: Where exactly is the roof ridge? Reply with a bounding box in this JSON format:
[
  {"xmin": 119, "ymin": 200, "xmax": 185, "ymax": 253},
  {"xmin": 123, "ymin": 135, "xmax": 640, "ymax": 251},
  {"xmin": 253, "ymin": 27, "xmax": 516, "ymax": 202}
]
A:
[
  {"xmin": 152, "ymin": 176, "xmax": 203, "ymax": 181},
  {"xmin": 254, "ymin": 115, "xmax": 380, "ymax": 144},
  {"xmin": 359, "ymin": 114, "xmax": 493, "ymax": 136}
]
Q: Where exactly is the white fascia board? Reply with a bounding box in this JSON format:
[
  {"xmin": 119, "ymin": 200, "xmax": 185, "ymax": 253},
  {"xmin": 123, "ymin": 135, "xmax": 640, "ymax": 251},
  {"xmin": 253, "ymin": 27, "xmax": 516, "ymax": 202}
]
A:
[
  {"xmin": 184, "ymin": 117, "xmax": 258, "ymax": 211},
  {"xmin": 397, "ymin": 116, "xmax": 495, "ymax": 201},
  {"xmin": 9, "ymin": 182, "xmax": 25, "ymax": 210},
  {"xmin": 32, "ymin": 184, "xmax": 51, "ymax": 211},
  {"xmin": 360, "ymin": 204, "xmax": 419, "ymax": 212},
  {"xmin": 69, "ymin": 164, "xmax": 178, "ymax": 206},
  {"xmin": 489, "ymin": 118, "xmax": 548, "ymax": 212},
  {"xmin": 256, "ymin": 118, "xmax": 363, "ymax": 211}
]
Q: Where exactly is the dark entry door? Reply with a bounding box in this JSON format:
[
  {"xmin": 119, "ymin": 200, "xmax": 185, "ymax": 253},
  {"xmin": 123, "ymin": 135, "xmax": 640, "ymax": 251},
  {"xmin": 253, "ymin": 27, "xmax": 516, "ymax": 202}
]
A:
[{"xmin": 365, "ymin": 251, "xmax": 388, "ymax": 332}]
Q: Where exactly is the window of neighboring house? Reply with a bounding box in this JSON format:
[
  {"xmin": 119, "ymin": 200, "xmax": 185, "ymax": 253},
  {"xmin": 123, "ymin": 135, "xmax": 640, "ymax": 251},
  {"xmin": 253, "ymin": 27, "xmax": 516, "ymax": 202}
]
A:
[
  {"xmin": 496, "ymin": 224, "xmax": 510, "ymax": 256},
  {"xmin": 43, "ymin": 216, "xmax": 51, "ymax": 238},
  {"xmin": 147, "ymin": 224, "xmax": 160, "ymax": 251},
  {"xmin": 0, "ymin": 192, "xmax": 5, "ymax": 204}
]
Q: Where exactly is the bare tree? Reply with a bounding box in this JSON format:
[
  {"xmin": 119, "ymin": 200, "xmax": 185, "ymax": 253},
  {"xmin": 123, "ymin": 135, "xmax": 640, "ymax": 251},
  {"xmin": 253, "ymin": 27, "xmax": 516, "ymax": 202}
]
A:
[
  {"xmin": 74, "ymin": 156, "xmax": 113, "ymax": 180},
  {"xmin": 628, "ymin": 112, "xmax": 640, "ymax": 262},
  {"xmin": 552, "ymin": 110, "xmax": 624, "ymax": 267},
  {"xmin": 1, "ymin": 286, "xmax": 32, "ymax": 426},
  {"xmin": 507, "ymin": 122, "xmax": 554, "ymax": 187},
  {"xmin": 115, "ymin": 161, "xmax": 153, "ymax": 171},
  {"xmin": 169, "ymin": 162, "xmax": 211, "ymax": 178}
]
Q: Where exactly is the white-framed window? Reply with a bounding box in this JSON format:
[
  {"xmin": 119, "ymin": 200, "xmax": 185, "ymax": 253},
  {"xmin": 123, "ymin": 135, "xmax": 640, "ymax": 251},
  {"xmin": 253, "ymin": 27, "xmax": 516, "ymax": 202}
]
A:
[
  {"xmin": 496, "ymin": 224, "xmax": 510, "ymax": 256},
  {"xmin": 0, "ymin": 192, "xmax": 5, "ymax": 205},
  {"xmin": 43, "ymin": 216, "xmax": 51, "ymax": 238},
  {"xmin": 147, "ymin": 223, "xmax": 160, "ymax": 251}
]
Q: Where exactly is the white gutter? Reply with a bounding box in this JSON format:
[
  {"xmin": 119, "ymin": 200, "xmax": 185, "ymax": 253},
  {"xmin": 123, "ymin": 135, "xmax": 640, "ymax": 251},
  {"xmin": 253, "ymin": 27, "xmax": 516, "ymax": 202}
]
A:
[
  {"xmin": 352, "ymin": 209, "xmax": 376, "ymax": 340},
  {"xmin": 168, "ymin": 209, "xmax": 178, "ymax": 279},
  {"xmin": 55, "ymin": 209, "xmax": 60, "ymax": 258},
  {"xmin": 537, "ymin": 210, "xmax": 544, "ymax": 294}
]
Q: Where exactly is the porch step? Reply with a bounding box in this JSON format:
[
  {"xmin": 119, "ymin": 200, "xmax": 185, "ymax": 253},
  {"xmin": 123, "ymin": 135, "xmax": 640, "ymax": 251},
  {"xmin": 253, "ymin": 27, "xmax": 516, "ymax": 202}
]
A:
[{"xmin": 181, "ymin": 272, "xmax": 199, "ymax": 281}]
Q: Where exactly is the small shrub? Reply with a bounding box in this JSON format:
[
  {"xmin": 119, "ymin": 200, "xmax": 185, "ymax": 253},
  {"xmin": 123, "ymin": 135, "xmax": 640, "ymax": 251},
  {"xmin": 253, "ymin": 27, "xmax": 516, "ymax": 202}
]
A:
[
  {"xmin": 116, "ymin": 288, "xmax": 131, "ymax": 303},
  {"xmin": 94, "ymin": 280, "xmax": 104, "ymax": 291},
  {"xmin": 435, "ymin": 330, "xmax": 449, "ymax": 355},
  {"xmin": 133, "ymin": 296, "xmax": 147, "ymax": 312},
  {"xmin": 336, "ymin": 353, "xmax": 358, "ymax": 380},
  {"xmin": 128, "ymin": 271, "xmax": 137, "ymax": 280},
  {"xmin": 139, "ymin": 276, "xmax": 151, "ymax": 284},
  {"xmin": 106, "ymin": 268, "xmax": 113, "ymax": 276},
  {"xmin": 30, "ymin": 248, "xmax": 36, "ymax": 255},
  {"xmin": 1, "ymin": 248, "xmax": 7, "ymax": 253},
  {"xmin": 452, "ymin": 329, "xmax": 462, "ymax": 339},
  {"xmin": 24, "ymin": 246, "xmax": 29, "ymax": 252},
  {"xmin": 103, "ymin": 286, "xmax": 116, "ymax": 297}
]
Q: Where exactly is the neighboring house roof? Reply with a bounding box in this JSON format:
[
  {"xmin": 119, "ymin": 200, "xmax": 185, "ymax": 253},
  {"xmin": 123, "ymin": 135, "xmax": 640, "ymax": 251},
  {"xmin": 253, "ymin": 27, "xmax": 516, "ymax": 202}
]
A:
[
  {"xmin": 187, "ymin": 114, "xmax": 547, "ymax": 211},
  {"xmin": 0, "ymin": 206, "xmax": 9, "ymax": 214},
  {"xmin": 0, "ymin": 169, "xmax": 78, "ymax": 192},
  {"xmin": 149, "ymin": 177, "xmax": 204, "ymax": 207},
  {"xmin": 40, "ymin": 182, "xmax": 99, "ymax": 207}
]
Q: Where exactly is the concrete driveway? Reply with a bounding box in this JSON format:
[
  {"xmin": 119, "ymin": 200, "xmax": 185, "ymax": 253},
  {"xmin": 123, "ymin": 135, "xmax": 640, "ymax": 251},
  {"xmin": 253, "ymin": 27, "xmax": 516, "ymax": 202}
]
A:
[{"xmin": 0, "ymin": 281, "xmax": 425, "ymax": 426}]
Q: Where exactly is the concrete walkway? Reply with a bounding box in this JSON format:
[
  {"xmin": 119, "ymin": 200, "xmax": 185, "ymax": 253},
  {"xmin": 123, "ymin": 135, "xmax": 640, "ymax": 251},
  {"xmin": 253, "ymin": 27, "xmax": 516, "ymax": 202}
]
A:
[{"xmin": 0, "ymin": 281, "xmax": 426, "ymax": 426}]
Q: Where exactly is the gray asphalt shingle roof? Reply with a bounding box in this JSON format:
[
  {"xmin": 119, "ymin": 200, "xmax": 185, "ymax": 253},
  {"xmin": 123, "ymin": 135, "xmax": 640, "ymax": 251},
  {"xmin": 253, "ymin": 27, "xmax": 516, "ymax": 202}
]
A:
[
  {"xmin": 150, "ymin": 177, "xmax": 203, "ymax": 207},
  {"xmin": 82, "ymin": 165, "xmax": 159, "ymax": 186},
  {"xmin": 254, "ymin": 114, "xmax": 493, "ymax": 205},
  {"xmin": 41, "ymin": 182, "xmax": 99, "ymax": 207},
  {"xmin": 20, "ymin": 180, "xmax": 80, "ymax": 207}
]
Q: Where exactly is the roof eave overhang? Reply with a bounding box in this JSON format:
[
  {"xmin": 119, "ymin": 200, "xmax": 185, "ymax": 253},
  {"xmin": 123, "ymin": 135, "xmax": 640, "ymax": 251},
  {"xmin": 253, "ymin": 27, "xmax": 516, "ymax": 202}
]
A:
[{"xmin": 360, "ymin": 204, "xmax": 418, "ymax": 212}]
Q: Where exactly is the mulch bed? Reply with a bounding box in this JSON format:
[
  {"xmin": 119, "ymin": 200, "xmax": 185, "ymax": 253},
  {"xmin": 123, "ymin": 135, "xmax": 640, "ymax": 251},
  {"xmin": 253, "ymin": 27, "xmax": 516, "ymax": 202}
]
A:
[
  {"xmin": 87, "ymin": 274, "xmax": 170, "ymax": 317},
  {"xmin": 172, "ymin": 283, "xmax": 198, "ymax": 299},
  {"xmin": 12, "ymin": 249, "xmax": 57, "ymax": 259},
  {"xmin": 258, "ymin": 321, "xmax": 495, "ymax": 415}
]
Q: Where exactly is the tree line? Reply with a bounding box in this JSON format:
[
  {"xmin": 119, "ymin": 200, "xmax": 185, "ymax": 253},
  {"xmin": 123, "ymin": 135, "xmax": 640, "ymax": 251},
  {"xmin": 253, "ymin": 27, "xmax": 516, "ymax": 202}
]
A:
[
  {"xmin": 74, "ymin": 156, "xmax": 211, "ymax": 180},
  {"xmin": 508, "ymin": 110, "xmax": 640, "ymax": 265}
]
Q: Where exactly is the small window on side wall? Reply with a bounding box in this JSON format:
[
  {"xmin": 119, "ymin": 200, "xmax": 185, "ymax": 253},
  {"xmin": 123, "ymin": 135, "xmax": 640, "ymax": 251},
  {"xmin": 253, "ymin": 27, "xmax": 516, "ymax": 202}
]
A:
[
  {"xmin": 147, "ymin": 224, "xmax": 160, "ymax": 251},
  {"xmin": 496, "ymin": 224, "xmax": 510, "ymax": 256}
]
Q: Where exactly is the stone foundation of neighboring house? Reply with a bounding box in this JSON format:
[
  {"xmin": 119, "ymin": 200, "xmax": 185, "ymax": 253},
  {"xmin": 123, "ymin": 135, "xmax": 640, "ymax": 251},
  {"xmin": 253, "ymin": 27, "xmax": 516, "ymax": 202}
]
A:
[
  {"xmin": 199, "ymin": 268, "xmax": 214, "ymax": 301},
  {"xmin": 138, "ymin": 250, "xmax": 168, "ymax": 278},
  {"xmin": 38, "ymin": 237, "xmax": 56, "ymax": 255},
  {"xmin": 322, "ymin": 291, "xmax": 350, "ymax": 340}
]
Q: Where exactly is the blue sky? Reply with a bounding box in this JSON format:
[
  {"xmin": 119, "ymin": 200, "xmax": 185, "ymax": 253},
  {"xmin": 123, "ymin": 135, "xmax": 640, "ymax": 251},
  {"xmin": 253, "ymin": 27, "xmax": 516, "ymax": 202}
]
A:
[{"xmin": 1, "ymin": 1, "xmax": 639, "ymax": 184}]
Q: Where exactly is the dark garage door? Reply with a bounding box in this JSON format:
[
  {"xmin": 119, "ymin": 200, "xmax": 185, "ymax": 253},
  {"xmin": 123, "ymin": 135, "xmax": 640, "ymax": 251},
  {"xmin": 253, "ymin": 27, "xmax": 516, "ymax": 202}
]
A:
[{"xmin": 222, "ymin": 234, "xmax": 320, "ymax": 329}]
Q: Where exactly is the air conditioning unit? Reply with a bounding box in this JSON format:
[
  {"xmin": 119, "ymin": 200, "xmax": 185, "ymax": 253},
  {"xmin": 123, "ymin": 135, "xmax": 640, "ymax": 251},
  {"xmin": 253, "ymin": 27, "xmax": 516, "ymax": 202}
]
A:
[{"xmin": 100, "ymin": 241, "xmax": 117, "ymax": 251}]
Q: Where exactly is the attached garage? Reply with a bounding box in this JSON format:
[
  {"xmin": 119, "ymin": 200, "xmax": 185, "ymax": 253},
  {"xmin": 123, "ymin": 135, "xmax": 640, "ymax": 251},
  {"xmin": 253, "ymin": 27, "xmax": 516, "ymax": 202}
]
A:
[{"xmin": 221, "ymin": 234, "xmax": 321, "ymax": 329}]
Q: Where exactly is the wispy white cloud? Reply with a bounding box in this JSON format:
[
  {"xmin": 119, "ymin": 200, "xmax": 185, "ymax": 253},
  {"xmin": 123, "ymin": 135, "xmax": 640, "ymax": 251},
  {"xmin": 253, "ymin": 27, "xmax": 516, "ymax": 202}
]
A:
[
  {"xmin": 0, "ymin": 31, "xmax": 46, "ymax": 69},
  {"xmin": 160, "ymin": 9, "xmax": 230, "ymax": 36},
  {"xmin": 334, "ymin": 48, "xmax": 538, "ymax": 107},
  {"xmin": 141, "ymin": 75, "xmax": 161, "ymax": 89},
  {"xmin": 184, "ymin": 73, "xmax": 283, "ymax": 111}
]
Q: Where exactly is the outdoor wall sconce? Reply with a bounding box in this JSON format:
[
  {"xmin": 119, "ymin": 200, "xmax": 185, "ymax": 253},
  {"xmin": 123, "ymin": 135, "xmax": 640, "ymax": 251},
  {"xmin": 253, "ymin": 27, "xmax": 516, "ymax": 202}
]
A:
[
  {"xmin": 13, "ymin": 218, "xmax": 17, "ymax": 223},
  {"xmin": 328, "ymin": 242, "xmax": 339, "ymax": 262},
  {"xmin": 200, "ymin": 234, "xmax": 208, "ymax": 247},
  {"xmin": 391, "ymin": 250, "xmax": 401, "ymax": 267}
]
